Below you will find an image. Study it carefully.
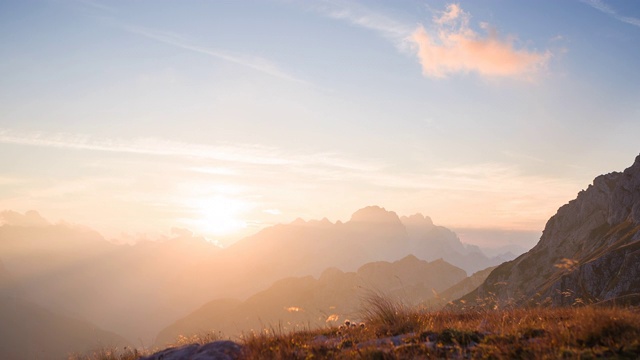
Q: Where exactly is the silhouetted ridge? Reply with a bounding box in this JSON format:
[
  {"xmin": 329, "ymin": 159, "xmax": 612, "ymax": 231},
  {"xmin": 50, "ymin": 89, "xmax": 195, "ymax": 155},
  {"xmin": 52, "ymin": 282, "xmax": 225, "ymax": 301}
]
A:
[
  {"xmin": 400, "ymin": 213, "xmax": 434, "ymax": 227},
  {"xmin": 349, "ymin": 206, "xmax": 402, "ymax": 225}
]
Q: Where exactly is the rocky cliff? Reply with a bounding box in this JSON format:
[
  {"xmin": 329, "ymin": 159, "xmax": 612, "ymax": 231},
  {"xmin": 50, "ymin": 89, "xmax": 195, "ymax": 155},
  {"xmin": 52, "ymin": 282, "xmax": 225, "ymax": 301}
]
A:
[{"xmin": 462, "ymin": 154, "xmax": 640, "ymax": 307}]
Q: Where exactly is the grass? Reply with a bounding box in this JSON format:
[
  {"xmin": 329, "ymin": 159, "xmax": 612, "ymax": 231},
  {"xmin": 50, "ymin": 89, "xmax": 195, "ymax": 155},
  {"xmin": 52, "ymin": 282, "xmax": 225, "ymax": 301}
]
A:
[
  {"xmin": 69, "ymin": 347, "xmax": 143, "ymax": 360},
  {"xmin": 75, "ymin": 293, "xmax": 640, "ymax": 360}
]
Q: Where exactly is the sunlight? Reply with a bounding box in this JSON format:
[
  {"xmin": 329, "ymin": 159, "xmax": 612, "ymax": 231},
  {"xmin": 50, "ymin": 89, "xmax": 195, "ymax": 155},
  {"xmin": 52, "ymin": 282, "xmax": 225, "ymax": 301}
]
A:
[{"xmin": 184, "ymin": 196, "xmax": 249, "ymax": 236}]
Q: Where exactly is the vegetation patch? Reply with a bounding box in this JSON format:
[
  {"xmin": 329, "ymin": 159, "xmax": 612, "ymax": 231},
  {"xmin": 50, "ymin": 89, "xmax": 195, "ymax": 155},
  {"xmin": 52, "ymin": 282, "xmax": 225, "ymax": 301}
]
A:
[{"xmin": 75, "ymin": 298, "xmax": 640, "ymax": 360}]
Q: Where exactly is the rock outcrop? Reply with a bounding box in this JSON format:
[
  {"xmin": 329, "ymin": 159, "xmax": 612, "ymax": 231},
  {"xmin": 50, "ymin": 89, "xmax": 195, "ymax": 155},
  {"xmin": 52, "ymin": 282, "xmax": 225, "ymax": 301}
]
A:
[
  {"xmin": 141, "ymin": 341, "xmax": 243, "ymax": 360},
  {"xmin": 461, "ymin": 154, "xmax": 640, "ymax": 307}
]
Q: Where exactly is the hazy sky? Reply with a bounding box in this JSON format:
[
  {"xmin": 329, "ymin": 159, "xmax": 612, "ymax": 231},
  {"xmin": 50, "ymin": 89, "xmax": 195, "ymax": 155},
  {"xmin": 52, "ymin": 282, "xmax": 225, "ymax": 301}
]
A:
[{"xmin": 1, "ymin": 0, "xmax": 639, "ymax": 246}]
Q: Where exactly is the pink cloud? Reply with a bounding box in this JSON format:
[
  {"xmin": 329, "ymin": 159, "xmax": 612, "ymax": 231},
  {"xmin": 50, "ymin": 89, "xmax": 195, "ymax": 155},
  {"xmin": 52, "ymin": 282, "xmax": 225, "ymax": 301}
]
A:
[{"xmin": 411, "ymin": 4, "xmax": 551, "ymax": 79}]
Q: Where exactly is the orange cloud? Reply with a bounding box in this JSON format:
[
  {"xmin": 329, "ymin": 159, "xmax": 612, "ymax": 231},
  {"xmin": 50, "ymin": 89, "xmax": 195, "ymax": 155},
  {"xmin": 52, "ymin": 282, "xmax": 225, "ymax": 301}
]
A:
[{"xmin": 411, "ymin": 4, "xmax": 551, "ymax": 79}]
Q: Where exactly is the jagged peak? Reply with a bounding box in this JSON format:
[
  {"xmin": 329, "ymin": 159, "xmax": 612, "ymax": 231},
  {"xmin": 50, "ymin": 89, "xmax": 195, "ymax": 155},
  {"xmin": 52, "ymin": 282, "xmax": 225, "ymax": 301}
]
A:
[
  {"xmin": 349, "ymin": 206, "xmax": 401, "ymax": 225},
  {"xmin": 400, "ymin": 213, "xmax": 434, "ymax": 227},
  {"xmin": 630, "ymin": 153, "xmax": 640, "ymax": 170},
  {"xmin": 398, "ymin": 254, "xmax": 421, "ymax": 263},
  {"xmin": 291, "ymin": 218, "xmax": 306, "ymax": 225}
]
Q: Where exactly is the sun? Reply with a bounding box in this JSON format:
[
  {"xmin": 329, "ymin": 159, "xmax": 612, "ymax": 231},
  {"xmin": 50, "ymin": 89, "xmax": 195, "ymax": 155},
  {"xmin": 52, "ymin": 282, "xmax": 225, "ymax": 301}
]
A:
[{"xmin": 184, "ymin": 196, "xmax": 249, "ymax": 236}]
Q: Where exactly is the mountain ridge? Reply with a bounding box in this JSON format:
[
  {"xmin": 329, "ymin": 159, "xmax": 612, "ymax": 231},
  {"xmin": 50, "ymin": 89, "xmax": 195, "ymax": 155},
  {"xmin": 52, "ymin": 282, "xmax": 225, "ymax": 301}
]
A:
[{"xmin": 153, "ymin": 255, "xmax": 472, "ymax": 347}]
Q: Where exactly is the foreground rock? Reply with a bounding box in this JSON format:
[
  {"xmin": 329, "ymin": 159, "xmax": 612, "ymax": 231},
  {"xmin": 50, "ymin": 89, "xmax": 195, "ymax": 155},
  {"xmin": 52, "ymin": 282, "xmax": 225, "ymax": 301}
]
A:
[
  {"xmin": 140, "ymin": 341, "xmax": 243, "ymax": 360},
  {"xmin": 462, "ymin": 154, "xmax": 640, "ymax": 307}
]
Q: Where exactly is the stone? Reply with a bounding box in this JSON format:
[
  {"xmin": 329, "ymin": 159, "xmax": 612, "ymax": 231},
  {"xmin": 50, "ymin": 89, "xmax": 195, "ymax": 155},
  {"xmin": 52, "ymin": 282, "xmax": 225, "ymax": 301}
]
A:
[{"xmin": 140, "ymin": 341, "xmax": 243, "ymax": 360}]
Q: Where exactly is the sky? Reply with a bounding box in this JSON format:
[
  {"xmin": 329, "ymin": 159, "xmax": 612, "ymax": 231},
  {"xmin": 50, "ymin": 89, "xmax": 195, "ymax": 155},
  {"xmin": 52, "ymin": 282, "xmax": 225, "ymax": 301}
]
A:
[{"xmin": 0, "ymin": 0, "xmax": 639, "ymax": 248}]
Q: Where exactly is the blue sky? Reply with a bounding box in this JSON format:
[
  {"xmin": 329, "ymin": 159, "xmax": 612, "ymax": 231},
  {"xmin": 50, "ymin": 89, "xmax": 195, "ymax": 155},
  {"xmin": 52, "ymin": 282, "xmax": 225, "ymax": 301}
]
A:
[{"xmin": 1, "ymin": 0, "xmax": 639, "ymax": 247}]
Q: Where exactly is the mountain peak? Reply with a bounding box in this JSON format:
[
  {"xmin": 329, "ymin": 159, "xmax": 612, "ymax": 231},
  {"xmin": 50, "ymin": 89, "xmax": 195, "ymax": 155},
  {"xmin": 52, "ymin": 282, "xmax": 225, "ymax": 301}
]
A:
[
  {"xmin": 349, "ymin": 206, "xmax": 401, "ymax": 225},
  {"xmin": 400, "ymin": 213, "xmax": 434, "ymax": 227}
]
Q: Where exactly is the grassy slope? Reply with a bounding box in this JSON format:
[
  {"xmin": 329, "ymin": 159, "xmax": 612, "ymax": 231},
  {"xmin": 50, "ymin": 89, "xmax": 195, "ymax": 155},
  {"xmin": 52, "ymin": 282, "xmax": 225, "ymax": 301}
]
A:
[{"xmin": 77, "ymin": 302, "xmax": 640, "ymax": 359}]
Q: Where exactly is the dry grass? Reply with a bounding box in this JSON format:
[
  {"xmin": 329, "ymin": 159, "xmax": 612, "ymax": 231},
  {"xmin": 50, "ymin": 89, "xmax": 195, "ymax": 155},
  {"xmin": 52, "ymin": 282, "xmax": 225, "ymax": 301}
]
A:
[
  {"xmin": 75, "ymin": 294, "xmax": 640, "ymax": 360},
  {"xmin": 238, "ymin": 298, "xmax": 640, "ymax": 359},
  {"xmin": 69, "ymin": 346, "xmax": 144, "ymax": 360}
]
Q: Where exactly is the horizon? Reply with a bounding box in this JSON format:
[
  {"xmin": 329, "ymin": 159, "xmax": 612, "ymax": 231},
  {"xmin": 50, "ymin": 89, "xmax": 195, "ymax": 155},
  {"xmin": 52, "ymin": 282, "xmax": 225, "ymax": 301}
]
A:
[
  {"xmin": 1, "ymin": 1, "xmax": 640, "ymax": 248},
  {"xmin": 0, "ymin": 206, "xmax": 541, "ymax": 252}
]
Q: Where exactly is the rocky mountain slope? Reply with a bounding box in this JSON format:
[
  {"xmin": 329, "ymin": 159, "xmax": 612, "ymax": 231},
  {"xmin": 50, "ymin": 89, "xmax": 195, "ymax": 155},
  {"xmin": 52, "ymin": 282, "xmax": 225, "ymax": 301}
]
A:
[{"xmin": 462, "ymin": 154, "xmax": 640, "ymax": 306}]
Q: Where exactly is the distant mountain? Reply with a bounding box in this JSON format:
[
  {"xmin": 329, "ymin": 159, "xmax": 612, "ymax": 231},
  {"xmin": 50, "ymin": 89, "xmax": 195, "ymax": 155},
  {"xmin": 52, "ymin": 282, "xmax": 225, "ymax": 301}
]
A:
[
  {"xmin": 422, "ymin": 266, "xmax": 496, "ymax": 309},
  {"xmin": 154, "ymin": 255, "xmax": 467, "ymax": 347},
  {"xmin": 461, "ymin": 154, "xmax": 640, "ymax": 307},
  {"xmin": 224, "ymin": 206, "xmax": 506, "ymax": 282},
  {"xmin": 0, "ymin": 259, "xmax": 128, "ymax": 360},
  {"xmin": 400, "ymin": 212, "xmax": 505, "ymax": 273},
  {"xmin": 0, "ymin": 260, "xmax": 13, "ymax": 296},
  {"xmin": 0, "ymin": 297, "xmax": 129, "ymax": 360}
]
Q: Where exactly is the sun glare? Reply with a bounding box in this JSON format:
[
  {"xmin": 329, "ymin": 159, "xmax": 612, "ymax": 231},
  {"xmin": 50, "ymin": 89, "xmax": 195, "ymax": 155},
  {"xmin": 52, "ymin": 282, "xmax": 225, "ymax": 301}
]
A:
[{"xmin": 183, "ymin": 196, "xmax": 249, "ymax": 236}]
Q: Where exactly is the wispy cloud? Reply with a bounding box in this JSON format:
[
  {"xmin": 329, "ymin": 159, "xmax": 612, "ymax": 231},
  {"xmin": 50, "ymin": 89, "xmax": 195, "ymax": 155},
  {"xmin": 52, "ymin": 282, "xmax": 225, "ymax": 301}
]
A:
[
  {"xmin": 0, "ymin": 128, "xmax": 291, "ymax": 165},
  {"xmin": 123, "ymin": 25, "xmax": 310, "ymax": 85},
  {"xmin": 581, "ymin": 0, "xmax": 640, "ymax": 27},
  {"xmin": 73, "ymin": 0, "xmax": 115, "ymax": 13},
  {"xmin": 0, "ymin": 128, "xmax": 380, "ymax": 171},
  {"xmin": 313, "ymin": 1, "xmax": 415, "ymax": 51},
  {"xmin": 312, "ymin": 2, "xmax": 551, "ymax": 80},
  {"xmin": 411, "ymin": 4, "xmax": 551, "ymax": 79}
]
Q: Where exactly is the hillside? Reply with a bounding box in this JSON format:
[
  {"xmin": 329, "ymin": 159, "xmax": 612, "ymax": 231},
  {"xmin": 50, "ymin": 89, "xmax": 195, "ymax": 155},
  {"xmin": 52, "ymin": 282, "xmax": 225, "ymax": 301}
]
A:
[
  {"xmin": 461, "ymin": 154, "xmax": 640, "ymax": 307},
  {"xmin": 154, "ymin": 255, "xmax": 468, "ymax": 347},
  {"xmin": 0, "ymin": 261, "xmax": 129, "ymax": 360}
]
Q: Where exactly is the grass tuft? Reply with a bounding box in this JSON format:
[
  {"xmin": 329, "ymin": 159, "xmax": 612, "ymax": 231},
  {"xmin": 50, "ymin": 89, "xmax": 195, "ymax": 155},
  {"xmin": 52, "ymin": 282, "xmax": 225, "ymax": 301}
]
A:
[{"xmin": 359, "ymin": 290, "xmax": 421, "ymax": 336}]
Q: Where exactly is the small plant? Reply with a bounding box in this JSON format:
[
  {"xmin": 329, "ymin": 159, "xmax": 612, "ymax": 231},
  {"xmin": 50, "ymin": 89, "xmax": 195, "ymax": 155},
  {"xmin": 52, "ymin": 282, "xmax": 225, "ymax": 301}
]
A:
[{"xmin": 359, "ymin": 290, "xmax": 420, "ymax": 336}]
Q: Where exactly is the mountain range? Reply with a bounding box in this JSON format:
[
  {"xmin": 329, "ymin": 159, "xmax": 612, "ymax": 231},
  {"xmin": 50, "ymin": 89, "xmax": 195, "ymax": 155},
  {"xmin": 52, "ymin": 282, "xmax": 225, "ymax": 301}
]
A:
[
  {"xmin": 0, "ymin": 207, "xmax": 507, "ymax": 347},
  {"xmin": 154, "ymin": 255, "xmax": 472, "ymax": 347}
]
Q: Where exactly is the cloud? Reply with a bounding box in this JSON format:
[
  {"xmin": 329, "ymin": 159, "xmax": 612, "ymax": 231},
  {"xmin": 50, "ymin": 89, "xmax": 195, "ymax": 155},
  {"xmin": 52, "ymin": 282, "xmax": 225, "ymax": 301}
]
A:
[
  {"xmin": 0, "ymin": 128, "xmax": 382, "ymax": 172},
  {"xmin": 312, "ymin": 2, "xmax": 550, "ymax": 80},
  {"xmin": 0, "ymin": 128, "xmax": 291, "ymax": 165},
  {"xmin": 581, "ymin": 0, "xmax": 640, "ymax": 27},
  {"xmin": 124, "ymin": 25, "xmax": 310, "ymax": 85},
  {"xmin": 315, "ymin": 1, "xmax": 415, "ymax": 51},
  {"xmin": 411, "ymin": 4, "xmax": 551, "ymax": 79},
  {"xmin": 74, "ymin": 0, "xmax": 115, "ymax": 12}
]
